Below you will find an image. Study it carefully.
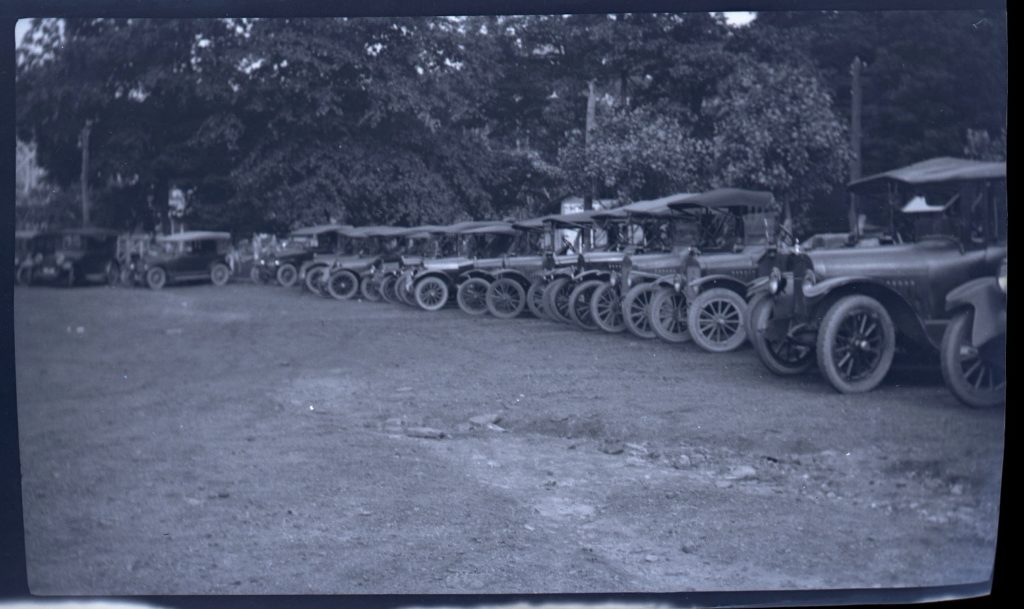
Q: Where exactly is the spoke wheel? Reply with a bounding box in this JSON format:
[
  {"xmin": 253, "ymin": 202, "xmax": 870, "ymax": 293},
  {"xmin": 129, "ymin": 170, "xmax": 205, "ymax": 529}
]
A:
[
  {"xmin": 542, "ymin": 277, "xmax": 573, "ymax": 323},
  {"xmin": 146, "ymin": 267, "xmax": 167, "ymax": 290},
  {"xmin": 591, "ymin": 283, "xmax": 626, "ymax": 333},
  {"xmin": 106, "ymin": 261, "xmax": 121, "ymax": 287},
  {"xmin": 415, "ymin": 276, "xmax": 449, "ymax": 311},
  {"xmin": 360, "ymin": 275, "xmax": 382, "ymax": 302},
  {"xmin": 210, "ymin": 264, "xmax": 231, "ymax": 286},
  {"xmin": 648, "ymin": 287, "xmax": 691, "ymax": 343},
  {"xmin": 276, "ymin": 263, "xmax": 298, "ymax": 287},
  {"xmin": 622, "ymin": 283, "xmax": 657, "ymax": 339},
  {"xmin": 527, "ymin": 280, "xmax": 548, "ymax": 319},
  {"xmin": 748, "ymin": 296, "xmax": 815, "ymax": 375},
  {"xmin": 457, "ymin": 277, "xmax": 492, "ymax": 315},
  {"xmin": 687, "ymin": 288, "xmax": 748, "ymax": 352},
  {"xmin": 816, "ymin": 295, "xmax": 895, "ymax": 393},
  {"xmin": 326, "ymin": 270, "xmax": 359, "ymax": 300},
  {"xmin": 940, "ymin": 309, "xmax": 1005, "ymax": 408},
  {"xmin": 304, "ymin": 266, "xmax": 326, "ymax": 294},
  {"xmin": 487, "ymin": 278, "xmax": 527, "ymax": 319},
  {"xmin": 567, "ymin": 280, "xmax": 603, "ymax": 331},
  {"xmin": 379, "ymin": 275, "xmax": 399, "ymax": 303}
]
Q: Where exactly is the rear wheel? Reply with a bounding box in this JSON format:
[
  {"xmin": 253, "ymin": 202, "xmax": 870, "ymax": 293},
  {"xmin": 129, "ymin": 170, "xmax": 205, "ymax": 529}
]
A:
[
  {"xmin": 457, "ymin": 277, "xmax": 491, "ymax": 315},
  {"xmin": 591, "ymin": 283, "xmax": 626, "ymax": 333},
  {"xmin": 622, "ymin": 283, "xmax": 657, "ymax": 339},
  {"xmin": 526, "ymin": 280, "xmax": 548, "ymax": 319},
  {"xmin": 304, "ymin": 265, "xmax": 326, "ymax": 294},
  {"xmin": 360, "ymin": 275, "xmax": 382, "ymax": 302},
  {"xmin": 276, "ymin": 263, "xmax": 298, "ymax": 287},
  {"xmin": 106, "ymin": 261, "xmax": 121, "ymax": 286},
  {"xmin": 940, "ymin": 309, "xmax": 1006, "ymax": 408},
  {"xmin": 210, "ymin": 263, "xmax": 231, "ymax": 286},
  {"xmin": 748, "ymin": 296, "xmax": 815, "ymax": 376},
  {"xmin": 16, "ymin": 266, "xmax": 31, "ymax": 286},
  {"xmin": 816, "ymin": 295, "xmax": 896, "ymax": 394},
  {"xmin": 648, "ymin": 287, "xmax": 691, "ymax": 343},
  {"xmin": 327, "ymin": 270, "xmax": 360, "ymax": 300},
  {"xmin": 415, "ymin": 276, "xmax": 449, "ymax": 311},
  {"xmin": 687, "ymin": 288, "xmax": 748, "ymax": 352},
  {"xmin": 146, "ymin": 267, "xmax": 167, "ymax": 290},
  {"xmin": 379, "ymin": 275, "xmax": 398, "ymax": 303},
  {"xmin": 543, "ymin": 277, "xmax": 573, "ymax": 323},
  {"xmin": 487, "ymin": 278, "xmax": 527, "ymax": 319},
  {"xmin": 250, "ymin": 267, "xmax": 264, "ymax": 284},
  {"xmin": 567, "ymin": 280, "xmax": 603, "ymax": 331}
]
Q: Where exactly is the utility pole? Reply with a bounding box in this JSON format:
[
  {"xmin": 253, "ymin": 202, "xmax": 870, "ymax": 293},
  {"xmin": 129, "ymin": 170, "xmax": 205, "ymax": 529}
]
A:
[
  {"xmin": 583, "ymin": 80, "xmax": 597, "ymax": 212},
  {"xmin": 80, "ymin": 119, "xmax": 93, "ymax": 227},
  {"xmin": 849, "ymin": 57, "xmax": 863, "ymax": 236}
]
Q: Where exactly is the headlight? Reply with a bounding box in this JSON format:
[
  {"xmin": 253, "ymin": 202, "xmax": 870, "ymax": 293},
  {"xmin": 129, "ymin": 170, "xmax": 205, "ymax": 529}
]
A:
[
  {"xmin": 610, "ymin": 274, "xmax": 617, "ymax": 287},
  {"xmin": 274, "ymin": 259, "xmax": 280, "ymax": 266},
  {"xmin": 673, "ymin": 274, "xmax": 682, "ymax": 292},
  {"xmin": 768, "ymin": 268, "xmax": 782, "ymax": 295},
  {"xmin": 998, "ymin": 259, "xmax": 1007, "ymax": 293}
]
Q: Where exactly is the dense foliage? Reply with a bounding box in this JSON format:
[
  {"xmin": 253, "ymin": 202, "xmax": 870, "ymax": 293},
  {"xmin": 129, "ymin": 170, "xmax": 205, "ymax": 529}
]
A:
[{"xmin": 16, "ymin": 11, "xmax": 1007, "ymax": 236}]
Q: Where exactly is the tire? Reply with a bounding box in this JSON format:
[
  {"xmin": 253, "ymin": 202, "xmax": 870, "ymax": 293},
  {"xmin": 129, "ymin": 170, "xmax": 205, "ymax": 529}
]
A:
[
  {"xmin": 276, "ymin": 263, "xmax": 298, "ymax": 287},
  {"xmin": 304, "ymin": 265, "xmax": 327, "ymax": 294},
  {"xmin": 567, "ymin": 280, "xmax": 603, "ymax": 331},
  {"xmin": 146, "ymin": 267, "xmax": 167, "ymax": 290},
  {"xmin": 457, "ymin": 277, "xmax": 491, "ymax": 316},
  {"xmin": 210, "ymin": 263, "xmax": 231, "ymax": 286},
  {"xmin": 397, "ymin": 275, "xmax": 416, "ymax": 306},
  {"xmin": 16, "ymin": 266, "xmax": 30, "ymax": 286},
  {"xmin": 486, "ymin": 278, "xmax": 527, "ymax": 319},
  {"xmin": 543, "ymin": 277, "xmax": 573, "ymax": 323},
  {"xmin": 326, "ymin": 269, "xmax": 360, "ymax": 300},
  {"xmin": 360, "ymin": 275, "xmax": 382, "ymax": 302},
  {"xmin": 748, "ymin": 296, "xmax": 815, "ymax": 376},
  {"xmin": 816, "ymin": 295, "xmax": 896, "ymax": 394},
  {"xmin": 648, "ymin": 287, "xmax": 691, "ymax": 343},
  {"xmin": 66, "ymin": 266, "xmax": 76, "ymax": 288},
  {"xmin": 591, "ymin": 282, "xmax": 626, "ymax": 333},
  {"xmin": 622, "ymin": 283, "xmax": 657, "ymax": 339},
  {"xmin": 527, "ymin": 279, "xmax": 548, "ymax": 319},
  {"xmin": 379, "ymin": 275, "xmax": 399, "ymax": 303},
  {"xmin": 250, "ymin": 267, "xmax": 264, "ymax": 284},
  {"xmin": 940, "ymin": 309, "xmax": 1005, "ymax": 408},
  {"xmin": 106, "ymin": 261, "xmax": 121, "ymax": 287},
  {"xmin": 414, "ymin": 276, "xmax": 449, "ymax": 311},
  {"xmin": 687, "ymin": 288, "xmax": 749, "ymax": 353}
]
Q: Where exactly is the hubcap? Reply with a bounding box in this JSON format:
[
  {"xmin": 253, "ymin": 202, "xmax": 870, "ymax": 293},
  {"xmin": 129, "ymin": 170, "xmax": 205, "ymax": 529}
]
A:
[
  {"xmin": 698, "ymin": 299, "xmax": 741, "ymax": 344},
  {"xmin": 833, "ymin": 310, "xmax": 883, "ymax": 381}
]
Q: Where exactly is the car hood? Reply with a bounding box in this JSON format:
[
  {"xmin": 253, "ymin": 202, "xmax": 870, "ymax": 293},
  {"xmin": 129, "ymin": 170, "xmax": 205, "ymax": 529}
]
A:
[{"xmin": 422, "ymin": 257, "xmax": 474, "ymax": 272}]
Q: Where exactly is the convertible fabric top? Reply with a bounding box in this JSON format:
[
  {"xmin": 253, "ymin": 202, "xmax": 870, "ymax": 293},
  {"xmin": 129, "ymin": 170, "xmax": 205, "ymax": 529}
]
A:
[
  {"xmin": 459, "ymin": 222, "xmax": 517, "ymax": 235},
  {"xmin": 540, "ymin": 210, "xmax": 600, "ymax": 227},
  {"xmin": 289, "ymin": 224, "xmax": 352, "ymax": 237},
  {"xmin": 512, "ymin": 217, "xmax": 549, "ymax": 231},
  {"xmin": 848, "ymin": 157, "xmax": 1007, "ymax": 192},
  {"xmin": 338, "ymin": 226, "xmax": 406, "ymax": 238},
  {"xmin": 592, "ymin": 193, "xmax": 698, "ymax": 220},
  {"xmin": 667, "ymin": 188, "xmax": 776, "ymax": 212},
  {"xmin": 54, "ymin": 227, "xmax": 120, "ymax": 237},
  {"xmin": 157, "ymin": 230, "xmax": 231, "ymax": 242}
]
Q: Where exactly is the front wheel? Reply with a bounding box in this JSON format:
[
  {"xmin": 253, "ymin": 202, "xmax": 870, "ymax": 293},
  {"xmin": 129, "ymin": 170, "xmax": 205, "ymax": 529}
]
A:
[
  {"xmin": 16, "ymin": 266, "xmax": 31, "ymax": 286},
  {"xmin": 687, "ymin": 288, "xmax": 748, "ymax": 353},
  {"xmin": 379, "ymin": 275, "xmax": 399, "ymax": 303},
  {"xmin": 457, "ymin": 277, "xmax": 491, "ymax": 315},
  {"xmin": 486, "ymin": 278, "xmax": 527, "ymax": 319},
  {"xmin": 106, "ymin": 261, "xmax": 121, "ymax": 286},
  {"xmin": 940, "ymin": 309, "xmax": 1006, "ymax": 408},
  {"xmin": 276, "ymin": 263, "xmax": 298, "ymax": 287},
  {"xmin": 816, "ymin": 295, "xmax": 896, "ymax": 394},
  {"xmin": 360, "ymin": 275, "xmax": 382, "ymax": 302},
  {"xmin": 748, "ymin": 296, "xmax": 815, "ymax": 376},
  {"xmin": 567, "ymin": 280, "xmax": 603, "ymax": 331},
  {"xmin": 414, "ymin": 276, "xmax": 449, "ymax": 311},
  {"xmin": 526, "ymin": 280, "xmax": 548, "ymax": 319},
  {"xmin": 304, "ymin": 266, "xmax": 326, "ymax": 294},
  {"xmin": 542, "ymin": 277, "xmax": 573, "ymax": 323},
  {"xmin": 250, "ymin": 267, "xmax": 265, "ymax": 284},
  {"xmin": 210, "ymin": 263, "xmax": 231, "ymax": 286},
  {"xmin": 648, "ymin": 287, "xmax": 691, "ymax": 343},
  {"xmin": 591, "ymin": 283, "xmax": 626, "ymax": 333},
  {"xmin": 146, "ymin": 267, "xmax": 167, "ymax": 290},
  {"xmin": 622, "ymin": 283, "xmax": 657, "ymax": 339},
  {"xmin": 326, "ymin": 270, "xmax": 360, "ymax": 300}
]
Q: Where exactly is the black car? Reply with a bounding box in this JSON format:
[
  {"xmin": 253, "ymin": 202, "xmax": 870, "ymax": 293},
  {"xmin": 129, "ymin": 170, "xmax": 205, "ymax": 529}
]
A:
[
  {"xmin": 253, "ymin": 224, "xmax": 351, "ymax": 287},
  {"xmin": 23, "ymin": 228, "xmax": 119, "ymax": 287},
  {"xmin": 132, "ymin": 231, "xmax": 235, "ymax": 289}
]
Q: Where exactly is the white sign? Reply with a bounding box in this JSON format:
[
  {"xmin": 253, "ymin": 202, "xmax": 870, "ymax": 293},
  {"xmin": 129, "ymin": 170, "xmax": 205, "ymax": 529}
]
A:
[{"xmin": 169, "ymin": 188, "xmax": 186, "ymax": 217}]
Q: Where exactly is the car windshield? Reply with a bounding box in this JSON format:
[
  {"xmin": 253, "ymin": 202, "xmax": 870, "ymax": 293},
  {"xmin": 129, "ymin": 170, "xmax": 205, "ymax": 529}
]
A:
[
  {"xmin": 510, "ymin": 230, "xmax": 547, "ymax": 256},
  {"xmin": 60, "ymin": 234, "xmax": 85, "ymax": 250}
]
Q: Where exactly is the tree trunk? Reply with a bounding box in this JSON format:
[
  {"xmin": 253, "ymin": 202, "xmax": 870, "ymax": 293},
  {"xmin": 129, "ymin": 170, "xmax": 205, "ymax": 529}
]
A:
[
  {"xmin": 80, "ymin": 120, "xmax": 93, "ymax": 227},
  {"xmin": 848, "ymin": 57, "xmax": 863, "ymax": 236},
  {"xmin": 583, "ymin": 80, "xmax": 598, "ymax": 213}
]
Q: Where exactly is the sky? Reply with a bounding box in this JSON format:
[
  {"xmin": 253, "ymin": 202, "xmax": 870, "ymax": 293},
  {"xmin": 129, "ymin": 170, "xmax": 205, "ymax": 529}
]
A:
[{"xmin": 15, "ymin": 13, "xmax": 756, "ymax": 47}]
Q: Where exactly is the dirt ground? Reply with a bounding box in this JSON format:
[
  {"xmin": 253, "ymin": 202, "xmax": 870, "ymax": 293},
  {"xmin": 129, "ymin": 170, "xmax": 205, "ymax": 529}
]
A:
[{"xmin": 14, "ymin": 282, "xmax": 1004, "ymax": 595}]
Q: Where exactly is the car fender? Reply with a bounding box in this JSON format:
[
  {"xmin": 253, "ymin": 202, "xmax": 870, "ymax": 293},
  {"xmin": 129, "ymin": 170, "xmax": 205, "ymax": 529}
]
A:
[
  {"xmin": 575, "ymin": 269, "xmax": 612, "ymax": 283},
  {"xmin": 459, "ymin": 269, "xmax": 496, "ymax": 284},
  {"xmin": 491, "ymin": 268, "xmax": 533, "ymax": 288},
  {"xmin": 946, "ymin": 277, "xmax": 1005, "ymax": 347},
  {"xmin": 412, "ymin": 269, "xmax": 453, "ymax": 288},
  {"xmin": 687, "ymin": 274, "xmax": 747, "ymax": 298}
]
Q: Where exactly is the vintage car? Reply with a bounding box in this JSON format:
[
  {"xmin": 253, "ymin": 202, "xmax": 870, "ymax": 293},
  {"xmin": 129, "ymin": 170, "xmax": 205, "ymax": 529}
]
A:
[
  {"xmin": 746, "ymin": 157, "xmax": 1006, "ymax": 401},
  {"xmin": 584, "ymin": 194, "xmax": 700, "ymax": 336},
  {"xmin": 22, "ymin": 227, "xmax": 119, "ymax": 287},
  {"xmin": 253, "ymin": 224, "xmax": 351, "ymax": 287},
  {"xmin": 373, "ymin": 226, "xmax": 454, "ymax": 304},
  {"xmin": 14, "ymin": 230, "xmax": 37, "ymax": 285},
  {"xmin": 454, "ymin": 217, "xmax": 554, "ymax": 318},
  {"xmin": 324, "ymin": 226, "xmax": 412, "ymax": 300},
  {"xmin": 644, "ymin": 188, "xmax": 778, "ymax": 352},
  {"xmin": 300, "ymin": 226, "xmax": 391, "ymax": 296},
  {"xmin": 132, "ymin": 231, "xmax": 234, "ymax": 289}
]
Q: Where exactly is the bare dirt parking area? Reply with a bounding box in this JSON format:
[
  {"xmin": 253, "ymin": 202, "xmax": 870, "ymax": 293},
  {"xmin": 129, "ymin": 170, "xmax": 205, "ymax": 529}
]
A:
[{"xmin": 14, "ymin": 283, "xmax": 1003, "ymax": 594}]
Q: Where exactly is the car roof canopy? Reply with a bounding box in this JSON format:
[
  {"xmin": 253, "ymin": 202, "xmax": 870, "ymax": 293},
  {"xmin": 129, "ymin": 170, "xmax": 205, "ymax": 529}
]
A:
[
  {"xmin": 57, "ymin": 227, "xmax": 120, "ymax": 237},
  {"xmin": 289, "ymin": 224, "xmax": 352, "ymax": 237},
  {"xmin": 540, "ymin": 210, "xmax": 600, "ymax": 228},
  {"xmin": 667, "ymin": 188, "xmax": 776, "ymax": 213},
  {"xmin": 460, "ymin": 222, "xmax": 517, "ymax": 236},
  {"xmin": 512, "ymin": 217, "xmax": 549, "ymax": 231},
  {"xmin": 592, "ymin": 193, "xmax": 698, "ymax": 220},
  {"xmin": 847, "ymin": 157, "xmax": 1007, "ymax": 193},
  {"xmin": 157, "ymin": 230, "xmax": 232, "ymax": 242}
]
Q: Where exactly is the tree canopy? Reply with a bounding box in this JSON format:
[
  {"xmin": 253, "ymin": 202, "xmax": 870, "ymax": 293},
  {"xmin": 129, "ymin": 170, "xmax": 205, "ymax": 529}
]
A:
[{"xmin": 16, "ymin": 11, "xmax": 1007, "ymax": 237}]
